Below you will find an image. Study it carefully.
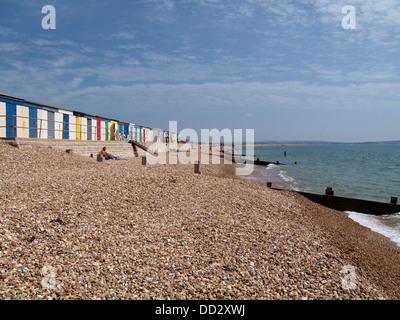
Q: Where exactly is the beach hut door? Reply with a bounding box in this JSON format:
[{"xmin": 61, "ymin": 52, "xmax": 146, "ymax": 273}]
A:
[
  {"xmin": 63, "ymin": 114, "xmax": 69, "ymax": 140},
  {"xmin": 29, "ymin": 108, "xmax": 38, "ymax": 138},
  {"xmin": 6, "ymin": 103, "xmax": 16, "ymax": 138},
  {"xmin": 47, "ymin": 111, "xmax": 55, "ymax": 139}
]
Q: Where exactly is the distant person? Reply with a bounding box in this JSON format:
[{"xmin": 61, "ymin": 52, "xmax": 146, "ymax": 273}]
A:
[{"xmin": 100, "ymin": 147, "xmax": 117, "ymax": 160}]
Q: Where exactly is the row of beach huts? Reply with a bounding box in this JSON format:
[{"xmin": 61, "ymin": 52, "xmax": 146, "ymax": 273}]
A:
[{"xmin": 0, "ymin": 94, "xmax": 177, "ymax": 143}]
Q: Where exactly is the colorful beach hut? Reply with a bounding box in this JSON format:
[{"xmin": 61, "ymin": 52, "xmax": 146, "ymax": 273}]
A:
[
  {"xmin": 128, "ymin": 123, "xmax": 135, "ymax": 141},
  {"xmin": 28, "ymin": 106, "xmax": 38, "ymax": 138},
  {"xmin": 109, "ymin": 120, "xmax": 118, "ymax": 140},
  {"xmin": 95, "ymin": 117, "xmax": 103, "ymax": 141},
  {"xmin": 104, "ymin": 119, "xmax": 110, "ymax": 141},
  {"xmin": 16, "ymin": 104, "xmax": 30, "ymax": 138},
  {"xmin": 5, "ymin": 102, "xmax": 17, "ymax": 138},
  {"xmin": 124, "ymin": 123, "xmax": 129, "ymax": 140},
  {"xmin": 85, "ymin": 115, "xmax": 95, "ymax": 140},
  {"xmin": 0, "ymin": 94, "xmax": 168, "ymax": 147},
  {"xmin": 0, "ymin": 101, "xmax": 7, "ymax": 137}
]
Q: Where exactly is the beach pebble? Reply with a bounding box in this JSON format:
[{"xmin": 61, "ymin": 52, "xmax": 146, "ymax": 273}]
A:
[{"xmin": 0, "ymin": 141, "xmax": 397, "ymax": 300}]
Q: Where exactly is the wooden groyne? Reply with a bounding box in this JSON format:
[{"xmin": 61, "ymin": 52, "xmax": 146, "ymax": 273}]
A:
[
  {"xmin": 129, "ymin": 140, "xmax": 156, "ymax": 156},
  {"xmin": 268, "ymin": 184, "xmax": 400, "ymax": 216},
  {"xmin": 220, "ymin": 151, "xmax": 284, "ymax": 166}
]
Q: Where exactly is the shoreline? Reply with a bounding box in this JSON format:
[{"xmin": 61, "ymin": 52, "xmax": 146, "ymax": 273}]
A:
[
  {"xmin": 231, "ymin": 162, "xmax": 400, "ymax": 298},
  {"xmin": 236, "ymin": 144, "xmax": 306, "ymax": 147},
  {"xmin": 252, "ymin": 144, "xmax": 305, "ymax": 147},
  {"xmin": 1, "ymin": 141, "xmax": 400, "ymax": 299}
]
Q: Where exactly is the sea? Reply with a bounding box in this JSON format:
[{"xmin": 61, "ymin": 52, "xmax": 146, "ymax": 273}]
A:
[{"xmin": 238, "ymin": 143, "xmax": 400, "ymax": 247}]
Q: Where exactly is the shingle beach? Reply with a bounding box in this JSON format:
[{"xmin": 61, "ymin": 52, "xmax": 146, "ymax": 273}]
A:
[{"xmin": 1, "ymin": 140, "xmax": 400, "ymax": 300}]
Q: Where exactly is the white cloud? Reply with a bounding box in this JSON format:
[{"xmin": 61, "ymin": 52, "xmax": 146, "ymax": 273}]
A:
[
  {"xmin": 144, "ymin": 0, "xmax": 175, "ymax": 10},
  {"xmin": 70, "ymin": 77, "xmax": 83, "ymax": 89},
  {"xmin": 0, "ymin": 42, "xmax": 22, "ymax": 52},
  {"xmin": 117, "ymin": 44, "xmax": 150, "ymax": 50},
  {"xmin": 37, "ymin": 81, "xmax": 400, "ymax": 116},
  {"xmin": 0, "ymin": 27, "xmax": 19, "ymax": 37},
  {"xmin": 239, "ymin": 6, "xmax": 254, "ymax": 17},
  {"xmin": 111, "ymin": 31, "xmax": 137, "ymax": 40},
  {"xmin": 30, "ymin": 39, "xmax": 78, "ymax": 46}
]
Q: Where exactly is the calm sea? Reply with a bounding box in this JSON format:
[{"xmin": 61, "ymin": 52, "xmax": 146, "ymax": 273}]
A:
[{"xmin": 239, "ymin": 143, "xmax": 400, "ymax": 246}]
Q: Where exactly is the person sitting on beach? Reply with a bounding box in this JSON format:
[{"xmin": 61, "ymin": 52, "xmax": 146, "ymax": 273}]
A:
[
  {"xmin": 100, "ymin": 147, "xmax": 117, "ymax": 160},
  {"xmin": 119, "ymin": 132, "xmax": 126, "ymax": 141}
]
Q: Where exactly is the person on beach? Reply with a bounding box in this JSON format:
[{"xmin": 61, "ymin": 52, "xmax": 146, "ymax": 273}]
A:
[
  {"xmin": 100, "ymin": 147, "xmax": 117, "ymax": 160},
  {"xmin": 119, "ymin": 132, "xmax": 126, "ymax": 141}
]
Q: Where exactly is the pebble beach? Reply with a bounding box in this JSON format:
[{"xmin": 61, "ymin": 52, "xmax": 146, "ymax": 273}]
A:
[{"xmin": 1, "ymin": 140, "xmax": 400, "ymax": 300}]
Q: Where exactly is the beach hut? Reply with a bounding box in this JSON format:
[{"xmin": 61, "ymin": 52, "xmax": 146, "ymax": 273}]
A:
[
  {"xmin": 73, "ymin": 112, "xmax": 86, "ymax": 141},
  {"xmin": 101, "ymin": 119, "xmax": 106, "ymax": 141},
  {"xmin": 58, "ymin": 110, "xmax": 73, "ymax": 140},
  {"xmin": 104, "ymin": 120, "xmax": 110, "ymax": 141},
  {"xmin": 134, "ymin": 125, "xmax": 139, "ymax": 142},
  {"xmin": 85, "ymin": 115, "xmax": 95, "ymax": 140},
  {"xmin": 41, "ymin": 106, "xmax": 58, "ymax": 139},
  {"xmin": 54, "ymin": 111, "xmax": 63, "ymax": 140},
  {"xmin": 62, "ymin": 113, "xmax": 69, "ymax": 140},
  {"xmin": 118, "ymin": 122, "xmax": 125, "ymax": 140},
  {"xmin": 157, "ymin": 130, "xmax": 161, "ymax": 143},
  {"xmin": 124, "ymin": 123, "xmax": 129, "ymax": 140},
  {"xmin": 128, "ymin": 123, "xmax": 135, "ymax": 141},
  {"xmin": 145, "ymin": 127, "xmax": 153, "ymax": 143},
  {"xmin": 80, "ymin": 117, "xmax": 88, "ymax": 141},
  {"xmin": 143, "ymin": 127, "xmax": 149, "ymax": 143},
  {"xmin": 109, "ymin": 120, "xmax": 116, "ymax": 140},
  {"xmin": 37, "ymin": 109, "xmax": 48, "ymax": 139},
  {"xmin": 68, "ymin": 115, "xmax": 76, "ymax": 140},
  {"xmin": 4, "ymin": 102, "xmax": 17, "ymax": 138},
  {"xmin": 0, "ymin": 101, "xmax": 6, "ymax": 138},
  {"xmin": 152, "ymin": 128, "xmax": 158, "ymax": 143},
  {"xmin": 16, "ymin": 105, "xmax": 30, "ymax": 138},
  {"xmin": 95, "ymin": 117, "xmax": 103, "ymax": 141},
  {"xmin": 47, "ymin": 109, "xmax": 55, "ymax": 139},
  {"xmin": 75, "ymin": 116, "xmax": 81, "ymax": 140},
  {"xmin": 110, "ymin": 122, "xmax": 115, "ymax": 140},
  {"xmin": 91, "ymin": 117, "xmax": 96, "ymax": 140},
  {"xmin": 28, "ymin": 106, "xmax": 38, "ymax": 138}
]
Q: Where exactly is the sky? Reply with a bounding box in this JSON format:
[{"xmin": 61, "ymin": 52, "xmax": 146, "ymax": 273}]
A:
[{"xmin": 0, "ymin": 0, "xmax": 399, "ymax": 143}]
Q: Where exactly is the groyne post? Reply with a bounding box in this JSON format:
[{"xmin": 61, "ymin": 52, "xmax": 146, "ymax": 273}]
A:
[
  {"xmin": 326, "ymin": 187, "xmax": 334, "ymax": 196},
  {"xmin": 391, "ymin": 197, "xmax": 398, "ymax": 205},
  {"xmin": 194, "ymin": 161, "xmax": 201, "ymax": 174},
  {"xmin": 142, "ymin": 156, "xmax": 147, "ymax": 166}
]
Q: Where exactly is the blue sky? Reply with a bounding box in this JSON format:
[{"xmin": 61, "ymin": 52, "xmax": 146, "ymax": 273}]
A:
[{"xmin": 1, "ymin": 0, "xmax": 399, "ymax": 142}]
